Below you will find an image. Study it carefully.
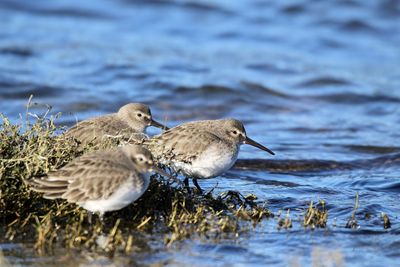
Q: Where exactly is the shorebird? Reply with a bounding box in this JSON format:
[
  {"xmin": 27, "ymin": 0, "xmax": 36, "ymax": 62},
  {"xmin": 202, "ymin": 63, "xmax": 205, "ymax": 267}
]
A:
[
  {"xmin": 144, "ymin": 119, "xmax": 275, "ymax": 193},
  {"xmin": 29, "ymin": 145, "xmax": 173, "ymax": 217},
  {"xmin": 65, "ymin": 103, "xmax": 168, "ymax": 145}
]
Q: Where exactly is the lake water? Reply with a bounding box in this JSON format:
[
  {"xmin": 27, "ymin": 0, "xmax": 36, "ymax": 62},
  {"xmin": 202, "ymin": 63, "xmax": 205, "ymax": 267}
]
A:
[{"xmin": 1, "ymin": 0, "xmax": 400, "ymax": 266}]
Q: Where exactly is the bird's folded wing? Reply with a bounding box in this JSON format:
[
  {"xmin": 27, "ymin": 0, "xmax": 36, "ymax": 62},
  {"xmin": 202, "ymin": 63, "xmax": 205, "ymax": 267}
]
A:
[
  {"xmin": 30, "ymin": 151, "xmax": 136, "ymax": 202},
  {"xmin": 147, "ymin": 127, "xmax": 223, "ymax": 163},
  {"xmin": 64, "ymin": 116, "xmax": 131, "ymax": 142}
]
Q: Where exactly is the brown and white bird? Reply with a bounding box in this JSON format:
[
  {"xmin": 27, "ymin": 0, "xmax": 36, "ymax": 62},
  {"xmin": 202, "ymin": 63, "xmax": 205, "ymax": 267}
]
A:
[
  {"xmin": 144, "ymin": 119, "xmax": 275, "ymax": 193},
  {"xmin": 65, "ymin": 103, "xmax": 168, "ymax": 145},
  {"xmin": 29, "ymin": 145, "xmax": 172, "ymax": 217}
]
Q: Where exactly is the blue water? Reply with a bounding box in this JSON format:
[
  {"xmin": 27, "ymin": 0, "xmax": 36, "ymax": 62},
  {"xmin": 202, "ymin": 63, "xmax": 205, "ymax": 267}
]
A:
[{"xmin": 1, "ymin": 0, "xmax": 400, "ymax": 266}]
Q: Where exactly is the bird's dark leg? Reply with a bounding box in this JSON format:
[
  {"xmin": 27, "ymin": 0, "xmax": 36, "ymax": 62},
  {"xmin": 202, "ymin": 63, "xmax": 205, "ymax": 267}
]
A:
[
  {"xmin": 192, "ymin": 178, "xmax": 203, "ymax": 194},
  {"xmin": 183, "ymin": 177, "xmax": 191, "ymax": 193}
]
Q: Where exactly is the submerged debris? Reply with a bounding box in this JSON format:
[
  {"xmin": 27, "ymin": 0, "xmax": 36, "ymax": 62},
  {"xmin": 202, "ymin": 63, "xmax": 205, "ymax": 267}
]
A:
[{"xmin": 0, "ymin": 111, "xmax": 272, "ymax": 255}]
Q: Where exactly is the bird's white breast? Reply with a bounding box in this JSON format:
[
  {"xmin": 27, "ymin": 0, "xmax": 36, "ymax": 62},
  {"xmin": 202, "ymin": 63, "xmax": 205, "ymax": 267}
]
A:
[
  {"xmin": 80, "ymin": 173, "xmax": 150, "ymax": 214},
  {"xmin": 167, "ymin": 144, "xmax": 239, "ymax": 179}
]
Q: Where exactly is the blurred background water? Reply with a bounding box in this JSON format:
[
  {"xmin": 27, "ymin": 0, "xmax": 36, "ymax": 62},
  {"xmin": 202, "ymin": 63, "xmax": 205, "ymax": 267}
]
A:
[{"xmin": 1, "ymin": 0, "xmax": 400, "ymax": 266}]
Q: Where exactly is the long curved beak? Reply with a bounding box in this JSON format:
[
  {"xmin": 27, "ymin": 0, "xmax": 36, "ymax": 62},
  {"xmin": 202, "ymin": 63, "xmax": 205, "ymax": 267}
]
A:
[
  {"xmin": 150, "ymin": 119, "xmax": 169, "ymax": 130},
  {"xmin": 151, "ymin": 166, "xmax": 182, "ymax": 185},
  {"xmin": 244, "ymin": 137, "xmax": 275, "ymax": 155}
]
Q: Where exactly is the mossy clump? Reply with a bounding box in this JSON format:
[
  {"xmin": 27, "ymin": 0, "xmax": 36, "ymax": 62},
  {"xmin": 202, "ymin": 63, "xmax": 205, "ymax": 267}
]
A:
[{"xmin": 0, "ymin": 110, "xmax": 272, "ymax": 255}]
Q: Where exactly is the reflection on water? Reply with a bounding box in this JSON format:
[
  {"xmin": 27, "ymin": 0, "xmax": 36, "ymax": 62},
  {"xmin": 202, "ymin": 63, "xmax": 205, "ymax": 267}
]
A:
[{"xmin": 1, "ymin": 0, "xmax": 400, "ymax": 266}]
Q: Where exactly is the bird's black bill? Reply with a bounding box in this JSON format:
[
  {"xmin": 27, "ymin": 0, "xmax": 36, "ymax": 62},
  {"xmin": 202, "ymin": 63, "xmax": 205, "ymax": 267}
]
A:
[
  {"xmin": 150, "ymin": 119, "xmax": 169, "ymax": 130},
  {"xmin": 152, "ymin": 166, "xmax": 182, "ymax": 185},
  {"xmin": 244, "ymin": 137, "xmax": 275, "ymax": 155}
]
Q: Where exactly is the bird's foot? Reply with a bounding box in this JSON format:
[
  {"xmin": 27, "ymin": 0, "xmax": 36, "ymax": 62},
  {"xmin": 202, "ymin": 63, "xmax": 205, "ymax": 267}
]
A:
[{"xmin": 192, "ymin": 178, "xmax": 203, "ymax": 195}]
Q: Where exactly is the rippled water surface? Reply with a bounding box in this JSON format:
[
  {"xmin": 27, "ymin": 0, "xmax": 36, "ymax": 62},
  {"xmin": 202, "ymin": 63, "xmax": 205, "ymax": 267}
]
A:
[{"xmin": 1, "ymin": 0, "xmax": 400, "ymax": 266}]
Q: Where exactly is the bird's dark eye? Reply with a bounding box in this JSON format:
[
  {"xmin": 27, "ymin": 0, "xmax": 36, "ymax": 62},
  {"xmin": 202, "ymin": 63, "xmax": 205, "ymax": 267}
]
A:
[
  {"xmin": 232, "ymin": 130, "xmax": 238, "ymax": 135},
  {"xmin": 137, "ymin": 113, "xmax": 142, "ymax": 117}
]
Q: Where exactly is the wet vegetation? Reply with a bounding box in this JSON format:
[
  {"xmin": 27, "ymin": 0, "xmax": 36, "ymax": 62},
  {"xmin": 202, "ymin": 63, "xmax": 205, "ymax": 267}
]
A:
[
  {"xmin": 382, "ymin": 213, "xmax": 391, "ymax": 229},
  {"xmin": 302, "ymin": 200, "xmax": 328, "ymax": 229},
  {"xmin": 0, "ymin": 107, "xmax": 272, "ymax": 255},
  {"xmin": 346, "ymin": 192, "xmax": 359, "ymax": 229}
]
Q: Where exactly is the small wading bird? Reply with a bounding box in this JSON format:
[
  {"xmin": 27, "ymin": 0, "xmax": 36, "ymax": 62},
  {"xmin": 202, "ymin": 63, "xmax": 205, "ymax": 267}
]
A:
[
  {"xmin": 144, "ymin": 119, "xmax": 275, "ymax": 193},
  {"xmin": 29, "ymin": 145, "xmax": 175, "ymax": 218},
  {"xmin": 65, "ymin": 103, "xmax": 168, "ymax": 145}
]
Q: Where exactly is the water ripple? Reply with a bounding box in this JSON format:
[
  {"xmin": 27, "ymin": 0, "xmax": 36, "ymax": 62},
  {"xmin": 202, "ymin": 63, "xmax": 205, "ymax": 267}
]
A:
[
  {"xmin": 0, "ymin": 46, "xmax": 34, "ymax": 57},
  {"xmin": 296, "ymin": 76, "xmax": 353, "ymax": 88}
]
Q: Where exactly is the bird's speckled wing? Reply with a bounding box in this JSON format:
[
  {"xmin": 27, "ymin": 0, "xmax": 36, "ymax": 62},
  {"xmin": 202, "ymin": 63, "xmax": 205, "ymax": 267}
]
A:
[
  {"xmin": 30, "ymin": 150, "xmax": 145, "ymax": 203},
  {"xmin": 65, "ymin": 115, "xmax": 140, "ymax": 144},
  {"xmin": 145, "ymin": 124, "xmax": 225, "ymax": 164}
]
